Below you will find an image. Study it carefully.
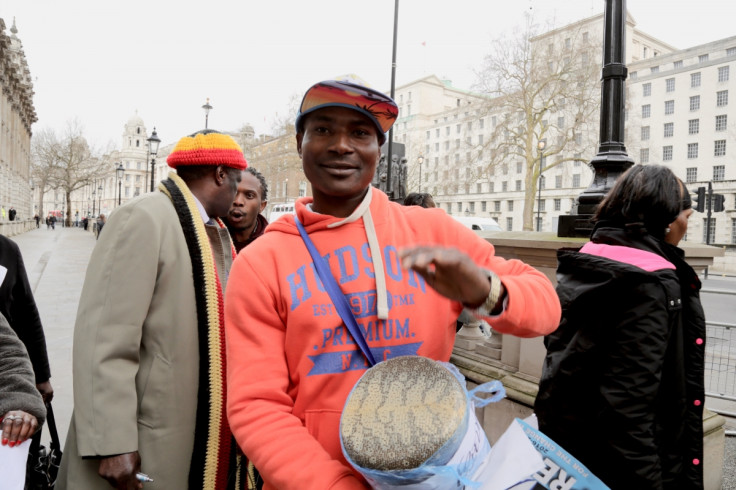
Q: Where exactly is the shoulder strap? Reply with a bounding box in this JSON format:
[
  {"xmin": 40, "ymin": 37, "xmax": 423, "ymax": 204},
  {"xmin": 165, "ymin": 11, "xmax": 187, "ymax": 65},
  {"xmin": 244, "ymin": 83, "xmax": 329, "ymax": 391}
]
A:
[
  {"xmin": 295, "ymin": 216, "xmax": 377, "ymax": 366},
  {"xmin": 46, "ymin": 402, "xmax": 61, "ymax": 452}
]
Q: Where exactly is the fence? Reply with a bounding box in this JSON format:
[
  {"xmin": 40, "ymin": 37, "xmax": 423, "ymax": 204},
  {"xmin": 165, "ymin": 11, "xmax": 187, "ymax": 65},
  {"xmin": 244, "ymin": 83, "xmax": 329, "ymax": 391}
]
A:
[{"xmin": 705, "ymin": 321, "xmax": 736, "ymax": 398}]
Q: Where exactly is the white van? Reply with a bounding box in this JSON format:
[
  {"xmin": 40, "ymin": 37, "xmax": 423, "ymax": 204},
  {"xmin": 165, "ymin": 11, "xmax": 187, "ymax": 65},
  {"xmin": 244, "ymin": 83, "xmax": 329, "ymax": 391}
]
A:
[
  {"xmin": 269, "ymin": 203, "xmax": 295, "ymax": 222},
  {"xmin": 451, "ymin": 216, "xmax": 502, "ymax": 232}
]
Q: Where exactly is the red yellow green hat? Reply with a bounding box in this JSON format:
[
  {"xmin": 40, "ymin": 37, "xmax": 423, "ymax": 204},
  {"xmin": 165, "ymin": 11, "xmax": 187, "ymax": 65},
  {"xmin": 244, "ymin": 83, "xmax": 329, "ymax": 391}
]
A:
[
  {"xmin": 167, "ymin": 130, "xmax": 247, "ymax": 169},
  {"xmin": 295, "ymin": 79, "xmax": 398, "ymax": 145}
]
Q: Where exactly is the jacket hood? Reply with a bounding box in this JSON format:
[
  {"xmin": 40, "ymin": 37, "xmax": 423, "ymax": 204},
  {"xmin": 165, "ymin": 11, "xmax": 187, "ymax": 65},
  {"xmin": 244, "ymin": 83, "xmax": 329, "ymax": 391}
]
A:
[{"xmin": 265, "ymin": 187, "xmax": 392, "ymax": 235}]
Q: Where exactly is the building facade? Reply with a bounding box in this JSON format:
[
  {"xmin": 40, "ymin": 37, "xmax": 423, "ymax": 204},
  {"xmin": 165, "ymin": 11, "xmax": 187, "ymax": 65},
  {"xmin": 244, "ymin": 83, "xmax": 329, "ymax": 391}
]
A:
[
  {"xmin": 1, "ymin": 18, "xmax": 37, "ymax": 221},
  {"xmin": 627, "ymin": 36, "xmax": 736, "ymax": 245}
]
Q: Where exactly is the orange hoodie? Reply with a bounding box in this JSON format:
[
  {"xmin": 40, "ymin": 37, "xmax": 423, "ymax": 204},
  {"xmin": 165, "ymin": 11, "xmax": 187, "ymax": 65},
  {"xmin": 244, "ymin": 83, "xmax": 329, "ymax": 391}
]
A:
[{"xmin": 225, "ymin": 189, "xmax": 560, "ymax": 490}]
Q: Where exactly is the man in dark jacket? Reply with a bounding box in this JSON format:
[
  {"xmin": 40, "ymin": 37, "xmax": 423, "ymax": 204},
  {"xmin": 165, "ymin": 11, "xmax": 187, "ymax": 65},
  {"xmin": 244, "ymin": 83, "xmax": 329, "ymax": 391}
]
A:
[
  {"xmin": 0, "ymin": 235, "xmax": 54, "ymax": 403},
  {"xmin": 223, "ymin": 167, "xmax": 269, "ymax": 252}
]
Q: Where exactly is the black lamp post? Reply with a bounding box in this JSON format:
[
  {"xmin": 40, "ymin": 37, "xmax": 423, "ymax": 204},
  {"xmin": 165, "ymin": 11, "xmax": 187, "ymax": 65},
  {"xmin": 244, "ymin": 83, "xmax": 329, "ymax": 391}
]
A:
[
  {"xmin": 558, "ymin": 0, "xmax": 634, "ymax": 237},
  {"xmin": 147, "ymin": 128, "xmax": 161, "ymax": 192},
  {"xmin": 98, "ymin": 185, "xmax": 103, "ymax": 215},
  {"xmin": 417, "ymin": 155, "xmax": 424, "ymax": 192},
  {"xmin": 536, "ymin": 139, "xmax": 546, "ymax": 232},
  {"xmin": 116, "ymin": 163, "xmax": 125, "ymax": 206},
  {"xmin": 202, "ymin": 98, "xmax": 212, "ymax": 129}
]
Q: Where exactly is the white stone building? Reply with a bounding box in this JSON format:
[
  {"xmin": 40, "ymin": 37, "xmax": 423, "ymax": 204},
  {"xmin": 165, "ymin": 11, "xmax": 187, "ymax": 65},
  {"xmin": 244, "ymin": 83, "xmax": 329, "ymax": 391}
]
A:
[
  {"xmin": 388, "ymin": 12, "xmax": 736, "ymax": 243},
  {"xmin": 627, "ymin": 37, "xmax": 736, "ymax": 245}
]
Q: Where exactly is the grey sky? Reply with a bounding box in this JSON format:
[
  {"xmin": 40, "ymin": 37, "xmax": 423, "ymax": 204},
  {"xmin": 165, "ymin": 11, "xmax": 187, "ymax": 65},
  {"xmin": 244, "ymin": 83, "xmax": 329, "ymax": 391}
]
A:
[{"xmin": 2, "ymin": 0, "xmax": 735, "ymax": 150}]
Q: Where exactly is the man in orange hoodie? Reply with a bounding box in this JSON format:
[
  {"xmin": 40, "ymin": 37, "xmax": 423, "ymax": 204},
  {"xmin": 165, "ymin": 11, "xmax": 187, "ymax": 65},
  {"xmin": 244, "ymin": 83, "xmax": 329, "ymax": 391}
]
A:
[{"xmin": 225, "ymin": 79, "xmax": 561, "ymax": 490}]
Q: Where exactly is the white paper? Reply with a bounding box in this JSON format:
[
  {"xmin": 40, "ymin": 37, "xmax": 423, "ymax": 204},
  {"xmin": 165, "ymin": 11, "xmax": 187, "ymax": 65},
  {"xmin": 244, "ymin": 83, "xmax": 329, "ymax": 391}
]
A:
[
  {"xmin": 0, "ymin": 265, "xmax": 7, "ymax": 288},
  {"xmin": 475, "ymin": 419, "xmax": 546, "ymax": 490},
  {"xmin": 0, "ymin": 438, "xmax": 32, "ymax": 490}
]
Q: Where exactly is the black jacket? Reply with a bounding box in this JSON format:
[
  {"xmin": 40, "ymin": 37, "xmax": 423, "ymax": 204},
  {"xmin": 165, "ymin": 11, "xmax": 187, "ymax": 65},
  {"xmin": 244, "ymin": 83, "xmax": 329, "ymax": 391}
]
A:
[
  {"xmin": 535, "ymin": 224, "xmax": 705, "ymax": 489},
  {"xmin": 0, "ymin": 235, "xmax": 52, "ymax": 383}
]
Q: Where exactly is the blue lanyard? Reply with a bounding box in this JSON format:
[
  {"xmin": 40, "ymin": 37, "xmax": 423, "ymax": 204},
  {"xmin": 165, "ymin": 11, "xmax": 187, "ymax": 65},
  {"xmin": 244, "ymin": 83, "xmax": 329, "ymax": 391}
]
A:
[{"xmin": 295, "ymin": 216, "xmax": 377, "ymax": 366}]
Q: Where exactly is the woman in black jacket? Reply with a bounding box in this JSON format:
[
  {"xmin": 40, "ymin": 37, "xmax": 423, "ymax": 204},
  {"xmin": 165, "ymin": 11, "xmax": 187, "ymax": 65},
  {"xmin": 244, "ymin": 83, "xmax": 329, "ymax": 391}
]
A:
[{"xmin": 535, "ymin": 165, "xmax": 705, "ymax": 489}]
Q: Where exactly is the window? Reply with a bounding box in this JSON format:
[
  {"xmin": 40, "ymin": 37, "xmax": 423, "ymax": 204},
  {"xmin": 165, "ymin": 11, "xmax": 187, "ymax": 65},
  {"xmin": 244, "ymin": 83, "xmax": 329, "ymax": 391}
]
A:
[
  {"xmin": 651, "ymin": 66, "xmax": 659, "ymax": 74},
  {"xmin": 715, "ymin": 139, "xmax": 727, "ymax": 156},
  {"xmin": 481, "ymin": 201, "xmax": 487, "ymax": 212},
  {"xmin": 554, "ymin": 198, "xmax": 561, "ymax": 211},
  {"xmin": 674, "ymin": 60, "xmax": 683, "ymax": 69},
  {"xmin": 456, "ymin": 124, "xmax": 461, "ymax": 133},
  {"xmin": 643, "ymin": 83, "xmax": 651, "ymax": 96},
  {"xmin": 689, "ymin": 119, "xmax": 700, "ymax": 134},
  {"xmin": 664, "ymin": 100, "xmax": 674, "ymax": 115},
  {"xmin": 516, "ymin": 162, "xmax": 523, "ymax": 173},
  {"xmin": 686, "ymin": 167, "xmax": 697, "ymax": 183},
  {"xmin": 690, "ymin": 95, "xmax": 700, "ymax": 111},
  {"xmin": 691, "ymin": 72, "xmax": 701, "ymax": 87},
  {"xmin": 733, "ymin": 219, "xmax": 736, "ymax": 244},
  {"xmin": 664, "ymin": 123, "xmax": 674, "ymax": 137},
  {"xmin": 717, "ymin": 90, "xmax": 729, "ymax": 107},
  {"xmin": 714, "ymin": 165, "xmax": 725, "ymax": 181},
  {"xmin": 407, "ymin": 104, "xmax": 411, "ymax": 115},
  {"xmin": 299, "ymin": 181, "xmax": 307, "ymax": 197},
  {"xmin": 507, "ymin": 200, "xmax": 514, "ymax": 212},
  {"xmin": 444, "ymin": 141, "xmax": 450, "ymax": 150},
  {"xmin": 699, "ymin": 54, "xmax": 709, "ymax": 63},
  {"xmin": 575, "ymin": 132, "xmax": 582, "ymax": 145},
  {"xmin": 630, "ymin": 71, "xmax": 638, "ymax": 80},
  {"xmin": 479, "ymin": 119, "xmax": 484, "ymax": 129},
  {"xmin": 476, "ymin": 183, "xmax": 482, "ymax": 193},
  {"xmin": 666, "ymin": 78, "xmax": 675, "ymax": 92},
  {"xmin": 572, "ymin": 174, "xmax": 581, "ymax": 187},
  {"xmin": 640, "ymin": 148, "xmax": 650, "ymax": 163},
  {"xmin": 426, "ymin": 130, "xmax": 431, "ymax": 139},
  {"xmin": 716, "ymin": 115, "xmax": 727, "ymax": 131},
  {"xmin": 565, "ymin": 38, "xmax": 571, "ymax": 49},
  {"xmin": 557, "ymin": 116, "xmax": 565, "ymax": 128},
  {"xmin": 663, "ymin": 146, "xmax": 673, "ymax": 161},
  {"xmin": 641, "ymin": 126, "xmax": 650, "ymax": 140},
  {"xmin": 538, "ymin": 199, "xmax": 546, "ymax": 212},
  {"xmin": 539, "ymin": 176, "xmax": 546, "ymax": 190},
  {"xmin": 435, "ymin": 128, "xmax": 440, "ymax": 137},
  {"xmin": 478, "ymin": 135, "xmax": 483, "ymax": 145},
  {"xmin": 555, "ymin": 175, "xmax": 562, "ymax": 188},
  {"xmin": 506, "ymin": 217, "xmax": 513, "ymax": 232},
  {"xmin": 703, "ymin": 218, "xmax": 716, "ymax": 243},
  {"xmin": 583, "ymin": 32, "xmax": 589, "ymax": 42},
  {"xmin": 502, "ymin": 181, "xmax": 508, "ymax": 192},
  {"xmin": 642, "ymin": 104, "xmax": 651, "ymax": 118},
  {"xmin": 445, "ymin": 126, "xmax": 450, "ymax": 135},
  {"xmin": 687, "ymin": 143, "xmax": 698, "ymax": 159},
  {"xmin": 515, "ymin": 180, "xmax": 522, "ymax": 191},
  {"xmin": 457, "ymin": 202, "xmax": 462, "ymax": 213},
  {"xmin": 494, "ymin": 201, "xmax": 501, "ymax": 212},
  {"xmin": 729, "ymin": 47, "xmax": 736, "ymax": 56},
  {"xmin": 719, "ymin": 66, "xmax": 730, "ymax": 82}
]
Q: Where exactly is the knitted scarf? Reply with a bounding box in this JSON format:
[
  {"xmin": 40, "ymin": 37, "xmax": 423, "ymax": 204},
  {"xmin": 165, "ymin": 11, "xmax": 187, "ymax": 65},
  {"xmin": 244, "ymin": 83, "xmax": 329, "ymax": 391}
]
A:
[{"xmin": 159, "ymin": 173, "xmax": 249, "ymax": 490}]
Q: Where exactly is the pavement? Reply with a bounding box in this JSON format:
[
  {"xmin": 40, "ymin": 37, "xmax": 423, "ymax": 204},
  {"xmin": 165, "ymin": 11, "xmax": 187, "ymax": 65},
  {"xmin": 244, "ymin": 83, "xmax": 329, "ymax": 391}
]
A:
[{"xmin": 6, "ymin": 226, "xmax": 736, "ymax": 488}]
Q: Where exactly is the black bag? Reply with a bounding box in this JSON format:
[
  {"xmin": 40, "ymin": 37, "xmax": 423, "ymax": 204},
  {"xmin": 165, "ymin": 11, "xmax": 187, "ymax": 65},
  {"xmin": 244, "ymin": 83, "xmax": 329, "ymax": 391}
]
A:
[{"xmin": 25, "ymin": 402, "xmax": 62, "ymax": 490}]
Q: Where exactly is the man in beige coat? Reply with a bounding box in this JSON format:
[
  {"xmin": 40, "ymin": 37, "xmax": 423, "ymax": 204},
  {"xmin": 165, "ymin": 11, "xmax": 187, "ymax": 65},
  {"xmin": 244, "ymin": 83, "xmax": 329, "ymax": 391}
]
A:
[{"xmin": 59, "ymin": 130, "xmax": 248, "ymax": 490}]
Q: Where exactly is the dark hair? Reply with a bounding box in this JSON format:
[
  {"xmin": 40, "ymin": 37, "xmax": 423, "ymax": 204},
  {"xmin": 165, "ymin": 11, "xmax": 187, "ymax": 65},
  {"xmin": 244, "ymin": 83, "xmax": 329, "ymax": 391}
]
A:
[
  {"xmin": 245, "ymin": 167, "xmax": 268, "ymax": 201},
  {"xmin": 404, "ymin": 193, "xmax": 434, "ymax": 208},
  {"xmin": 594, "ymin": 164, "xmax": 688, "ymax": 240}
]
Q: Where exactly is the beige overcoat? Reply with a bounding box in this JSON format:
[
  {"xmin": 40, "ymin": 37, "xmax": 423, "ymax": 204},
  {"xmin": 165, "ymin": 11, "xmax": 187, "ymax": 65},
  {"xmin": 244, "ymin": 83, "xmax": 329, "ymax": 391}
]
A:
[{"xmin": 58, "ymin": 191, "xmax": 233, "ymax": 489}]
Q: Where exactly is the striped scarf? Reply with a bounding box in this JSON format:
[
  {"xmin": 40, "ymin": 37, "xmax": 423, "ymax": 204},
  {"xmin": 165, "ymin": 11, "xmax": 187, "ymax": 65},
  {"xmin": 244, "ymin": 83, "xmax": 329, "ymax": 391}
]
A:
[{"xmin": 160, "ymin": 173, "xmax": 251, "ymax": 489}]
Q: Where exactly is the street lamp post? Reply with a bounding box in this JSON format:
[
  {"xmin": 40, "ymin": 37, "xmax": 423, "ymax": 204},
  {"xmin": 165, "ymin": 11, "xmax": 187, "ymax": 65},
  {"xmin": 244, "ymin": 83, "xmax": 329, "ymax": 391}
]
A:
[
  {"xmin": 417, "ymin": 155, "xmax": 424, "ymax": 192},
  {"xmin": 558, "ymin": 0, "xmax": 633, "ymax": 237},
  {"xmin": 536, "ymin": 139, "xmax": 546, "ymax": 232},
  {"xmin": 202, "ymin": 98, "xmax": 212, "ymax": 129},
  {"xmin": 147, "ymin": 128, "xmax": 161, "ymax": 192},
  {"xmin": 92, "ymin": 187, "xmax": 96, "ymax": 216},
  {"xmin": 98, "ymin": 185, "xmax": 103, "ymax": 215},
  {"xmin": 116, "ymin": 163, "xmax": 125, "ymax": 206}
]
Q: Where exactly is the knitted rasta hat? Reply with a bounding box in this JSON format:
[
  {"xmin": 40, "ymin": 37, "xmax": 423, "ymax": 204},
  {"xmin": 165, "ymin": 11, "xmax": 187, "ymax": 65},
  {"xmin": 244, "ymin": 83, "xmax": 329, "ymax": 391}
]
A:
[
  {"xmin": 295, "ymin": 78, "xmax": 398, "ymax": 145},
  {"xmin": 167, "ymin": 129, "xmax": 247, "ymax": 170}
]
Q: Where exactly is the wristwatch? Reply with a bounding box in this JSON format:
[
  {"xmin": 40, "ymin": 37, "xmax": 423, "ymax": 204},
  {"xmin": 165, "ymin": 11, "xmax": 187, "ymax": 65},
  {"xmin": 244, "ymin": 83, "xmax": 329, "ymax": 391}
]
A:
[{"xmin": 466, "ymin": 269, "xmax": 503, "ymax": 317}]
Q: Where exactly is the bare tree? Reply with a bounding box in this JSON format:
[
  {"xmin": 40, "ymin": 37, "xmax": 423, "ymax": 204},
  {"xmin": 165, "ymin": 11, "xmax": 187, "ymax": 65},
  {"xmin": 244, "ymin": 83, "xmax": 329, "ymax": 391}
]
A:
[
  {"xmin": 472, "ymin": 14, "xmax": 601, "ymax": 230},
  {"xmin": 31, "ymin": 120, "xmax": 109, "ymax": 226},
  {"xmin": 269, "ymin": 92, "xmax": 302, "ymax": 137}
]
